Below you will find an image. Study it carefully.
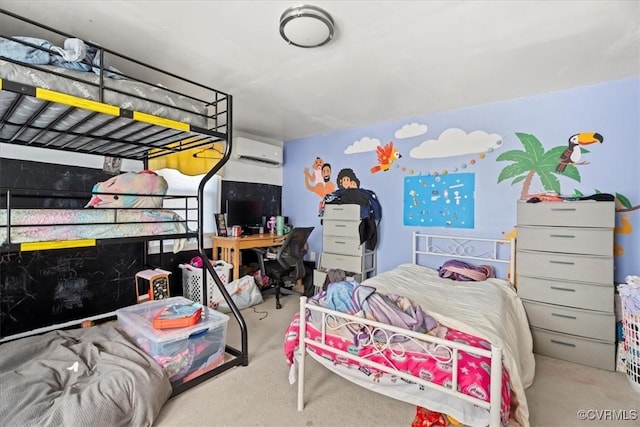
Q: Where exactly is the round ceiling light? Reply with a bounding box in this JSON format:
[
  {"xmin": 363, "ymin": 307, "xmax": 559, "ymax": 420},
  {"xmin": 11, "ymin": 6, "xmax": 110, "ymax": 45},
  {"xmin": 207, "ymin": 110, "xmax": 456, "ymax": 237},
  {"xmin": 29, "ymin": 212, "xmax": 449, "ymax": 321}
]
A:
[{"xmin": 279, "ymin": 4, "xmax": 335, "ymax": 48}]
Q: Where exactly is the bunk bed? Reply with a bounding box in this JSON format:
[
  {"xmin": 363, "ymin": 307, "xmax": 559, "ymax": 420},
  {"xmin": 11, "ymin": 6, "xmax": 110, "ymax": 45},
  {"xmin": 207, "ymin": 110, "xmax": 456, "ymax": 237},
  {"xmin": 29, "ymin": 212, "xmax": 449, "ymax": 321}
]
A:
[
  {"xmin": 286, "ymin": 233, "xmax": 535, "ymax": 427},
  {"xmin": 0, "ymin": 8, "xmax": 247, "ymax": 425}
]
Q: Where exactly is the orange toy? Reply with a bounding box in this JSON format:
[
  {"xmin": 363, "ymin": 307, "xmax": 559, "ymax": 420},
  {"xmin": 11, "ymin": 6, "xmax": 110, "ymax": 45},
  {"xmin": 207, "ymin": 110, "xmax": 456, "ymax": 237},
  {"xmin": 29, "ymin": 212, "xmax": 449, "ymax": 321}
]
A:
[{"xmin": 152, "ymin": 303, "xmax": 202, "ymax": 329}]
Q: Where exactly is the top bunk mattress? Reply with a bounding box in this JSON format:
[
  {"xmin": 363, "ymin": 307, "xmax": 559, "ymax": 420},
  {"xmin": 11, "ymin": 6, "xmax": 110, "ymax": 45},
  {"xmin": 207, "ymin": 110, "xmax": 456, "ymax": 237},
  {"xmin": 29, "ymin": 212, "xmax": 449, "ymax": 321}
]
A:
[
  {"xmin": 0, "ymin": 59, "xmax": 208, "ymax": 126},
  {"xmin": 0, "ymin": 59, "xmax": 212, "ymax": 154}
]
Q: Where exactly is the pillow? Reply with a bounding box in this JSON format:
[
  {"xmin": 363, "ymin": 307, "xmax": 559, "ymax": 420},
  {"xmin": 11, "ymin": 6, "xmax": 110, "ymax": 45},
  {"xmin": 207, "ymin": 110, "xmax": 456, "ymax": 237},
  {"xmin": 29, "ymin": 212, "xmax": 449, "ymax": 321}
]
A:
[
  {"xmin": 85, "ymin": 170, "xmax": 168, "ymax": 209},
  {"xmin": 437, "ymin": 259, "xmax": 495, "ymax": 282}
]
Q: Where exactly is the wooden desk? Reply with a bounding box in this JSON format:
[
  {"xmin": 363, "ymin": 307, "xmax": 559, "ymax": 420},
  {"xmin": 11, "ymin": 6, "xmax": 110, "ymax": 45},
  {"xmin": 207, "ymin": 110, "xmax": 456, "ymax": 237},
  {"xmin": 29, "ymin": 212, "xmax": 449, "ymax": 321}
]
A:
[{"xmin": 211, "ymin": 233, "xmax": 286, "ymax": 281}]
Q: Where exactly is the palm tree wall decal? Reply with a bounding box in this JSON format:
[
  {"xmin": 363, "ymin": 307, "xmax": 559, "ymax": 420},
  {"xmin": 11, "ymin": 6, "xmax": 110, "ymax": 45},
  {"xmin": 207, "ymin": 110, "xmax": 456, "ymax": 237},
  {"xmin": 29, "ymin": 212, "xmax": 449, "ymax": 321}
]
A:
[
  {"xmin": 496, "ymin": 132, "xmax": 585, "ymax": 199},
  {"xmin": 496, "ymin": 132, "xmax": 638, "ymax": 256}
]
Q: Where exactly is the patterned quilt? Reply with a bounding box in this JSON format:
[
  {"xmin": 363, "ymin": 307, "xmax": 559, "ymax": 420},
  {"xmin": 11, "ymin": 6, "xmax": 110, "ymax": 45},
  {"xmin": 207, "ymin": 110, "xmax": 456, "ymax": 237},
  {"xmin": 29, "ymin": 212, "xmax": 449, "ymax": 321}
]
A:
[{"xmin": 0, "ymin": 208, "xmax": 188, "ymax": 252}]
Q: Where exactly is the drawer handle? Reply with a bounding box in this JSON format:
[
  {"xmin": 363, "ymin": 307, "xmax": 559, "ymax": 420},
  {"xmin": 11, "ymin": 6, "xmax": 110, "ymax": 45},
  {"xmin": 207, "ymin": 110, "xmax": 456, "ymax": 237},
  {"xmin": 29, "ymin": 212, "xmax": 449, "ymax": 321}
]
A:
[
  {"xmin": 334, "ymin": 224, "xmax": 346, "ymax": 228},
  {"xmin": 551, "ymin": 312, "xmax": 577, "ymax": 320},
  {"xmin": 549, "ymin": 234, "xmax": 575, "ymax": 238},
  {"xmin": 550, "ymin": 339, "xmax": 576, "ymax": 347},
  {"xmin": 550, "ymin": 286, "xmax": 576, "ymax": 292},
  {"xmin": 550, "ymin": 208, "xmax": 577, "ymax": 212},
  {"xmin": 334, "ymin": 241, "xmax": 346, "ymax": 245},
  {"xmin": 549, "ymin": 260, "xmax": 575, "ymax": 265}
]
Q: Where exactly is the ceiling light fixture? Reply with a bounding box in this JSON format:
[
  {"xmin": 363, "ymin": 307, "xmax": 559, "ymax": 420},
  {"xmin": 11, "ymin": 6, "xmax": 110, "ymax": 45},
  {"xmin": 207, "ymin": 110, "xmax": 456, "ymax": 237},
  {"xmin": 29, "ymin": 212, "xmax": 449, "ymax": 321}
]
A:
[{"xmin": 279, "ymin": 4, "xmax": 335, "ymax": 48}]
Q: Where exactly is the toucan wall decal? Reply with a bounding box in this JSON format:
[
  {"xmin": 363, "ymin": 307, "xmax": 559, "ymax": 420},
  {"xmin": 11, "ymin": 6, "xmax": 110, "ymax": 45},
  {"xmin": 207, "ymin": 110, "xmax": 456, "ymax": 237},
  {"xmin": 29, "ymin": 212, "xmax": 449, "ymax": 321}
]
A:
[{"xmin": 555, "ymin": 132, "xmax": 604, "ymax": 172}]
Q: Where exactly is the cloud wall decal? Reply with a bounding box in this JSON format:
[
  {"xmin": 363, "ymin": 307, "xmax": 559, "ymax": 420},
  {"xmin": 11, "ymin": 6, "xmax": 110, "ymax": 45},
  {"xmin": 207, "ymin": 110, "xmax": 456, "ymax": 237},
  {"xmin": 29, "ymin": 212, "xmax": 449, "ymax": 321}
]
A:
[
  {"xmin": 395, "ymin": 122, "xmax": 428, "ymax": 139},
  {"xmin": 409, "ymin": 128, "xmax": 503, "ymax": 159},
  {"xmin": 344, "ymin": 137, "xmax": 381, "ymax": 154}
]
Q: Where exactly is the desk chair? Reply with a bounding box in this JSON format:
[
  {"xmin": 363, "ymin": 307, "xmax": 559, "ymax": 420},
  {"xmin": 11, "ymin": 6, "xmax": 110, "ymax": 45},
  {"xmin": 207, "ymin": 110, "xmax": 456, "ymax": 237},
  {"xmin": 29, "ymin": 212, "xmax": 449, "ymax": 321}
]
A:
[{"xmin": 253, "ymin": 226, "xmax": 314, "ymax": 309}]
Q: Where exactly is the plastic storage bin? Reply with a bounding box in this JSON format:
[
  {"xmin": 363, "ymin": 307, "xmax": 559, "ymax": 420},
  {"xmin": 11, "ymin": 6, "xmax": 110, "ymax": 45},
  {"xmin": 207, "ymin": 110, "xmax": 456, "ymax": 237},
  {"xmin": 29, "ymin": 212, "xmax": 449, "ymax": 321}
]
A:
[
  {"xmin": 116, "ymin": 296, "xmax": 229, "ymax": 384},
  {"xmin": 622, "ymin": 304, "xmax": 640, "ymax": 392},
  {"xmin": 180, "ymin": 261, "xmax": 232, "ymax": 307}
]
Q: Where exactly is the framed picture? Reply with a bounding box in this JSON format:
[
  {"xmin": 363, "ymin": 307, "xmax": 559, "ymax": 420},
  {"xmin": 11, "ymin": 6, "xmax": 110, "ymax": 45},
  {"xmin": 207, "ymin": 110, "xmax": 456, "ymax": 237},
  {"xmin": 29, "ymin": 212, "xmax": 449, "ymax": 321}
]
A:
[
  {"xmin": 102, "ymin": 156, "xmax": 122, "ymax": 174},
  {"xmin": 214, "ymin": 213, "xmax": 227, "ymax": 236}
]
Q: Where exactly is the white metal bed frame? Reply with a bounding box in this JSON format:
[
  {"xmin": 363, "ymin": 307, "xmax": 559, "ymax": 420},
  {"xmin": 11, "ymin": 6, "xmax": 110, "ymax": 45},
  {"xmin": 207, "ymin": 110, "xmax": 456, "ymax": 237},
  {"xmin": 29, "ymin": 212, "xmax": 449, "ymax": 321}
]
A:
[{"xmin": 295, "ymin": 232, "xmax": 516, "ymax": 427}]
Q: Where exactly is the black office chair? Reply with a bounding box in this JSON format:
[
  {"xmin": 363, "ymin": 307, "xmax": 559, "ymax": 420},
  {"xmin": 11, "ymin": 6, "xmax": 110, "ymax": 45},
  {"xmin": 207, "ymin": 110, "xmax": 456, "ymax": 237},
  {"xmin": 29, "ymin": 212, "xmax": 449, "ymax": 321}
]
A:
[{"xmin": 253, "ymin": 226, "xmax": 314, "ymax": 309}]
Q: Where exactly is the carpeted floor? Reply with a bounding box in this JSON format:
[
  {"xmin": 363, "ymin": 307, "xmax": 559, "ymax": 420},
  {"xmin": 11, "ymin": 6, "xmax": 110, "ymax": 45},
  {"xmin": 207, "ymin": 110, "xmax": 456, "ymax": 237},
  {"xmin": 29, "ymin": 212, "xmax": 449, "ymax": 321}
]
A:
[{"xmin": 155, "ymin": 295, "xmax": 639, "ymax": 427}]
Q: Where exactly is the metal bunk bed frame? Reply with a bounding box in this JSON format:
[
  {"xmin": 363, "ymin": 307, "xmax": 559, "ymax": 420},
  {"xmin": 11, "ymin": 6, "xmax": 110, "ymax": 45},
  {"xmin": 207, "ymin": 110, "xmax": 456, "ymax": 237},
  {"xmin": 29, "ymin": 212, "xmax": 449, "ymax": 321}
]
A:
[{"xmin": 0, "ymin": 8, "xmax": 248, "ymax": 396}]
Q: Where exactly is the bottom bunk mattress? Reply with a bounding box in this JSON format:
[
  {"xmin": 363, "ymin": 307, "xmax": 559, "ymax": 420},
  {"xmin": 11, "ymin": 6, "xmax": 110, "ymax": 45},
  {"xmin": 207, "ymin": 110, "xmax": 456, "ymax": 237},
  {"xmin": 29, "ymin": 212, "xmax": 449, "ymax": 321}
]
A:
[
  {"xmin": 0, "ymin": 324, "xmax": 172, "ymax": 427},
  {"xmin": 0, "ymin": 208, "xmax": 188, "ymax": 252}
]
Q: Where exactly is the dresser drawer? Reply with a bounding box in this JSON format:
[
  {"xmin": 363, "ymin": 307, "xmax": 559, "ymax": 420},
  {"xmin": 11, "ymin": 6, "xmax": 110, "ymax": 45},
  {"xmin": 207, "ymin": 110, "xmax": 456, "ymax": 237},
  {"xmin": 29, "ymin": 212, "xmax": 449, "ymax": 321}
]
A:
[
  {"xmin": 523, "ymin": 301, "xmax": 615, "ymax": 342},
  {"xmin": 517, "ymin": 276, "xmax": 613, "ymax": 312},
  {"xmin": 323, "ymin": 204, "xmax": 361, "ymax": 220},
  {"xmin": 323, "ymin": 219, "xmax": 360, "ymax": 238},
  {"xmin": 517, "ymin": 226, "xmax": 612, "ymax": 256},
  {"xmin": 517, "ymin": 201, "xmax": 615, "ymax": 228},
  {"xmin": 323, "ymin": 235, "xmax": 365, "ymax": 256},
  {"xmin": 530, "ymin": 327, "xmax": 615, "ymax": 371},
  {"xmin": 516, "ymin": 250, "xmax": 613, "ymax": 284},
  {"xmin": 319, "ymin": 252, "xmax": 374, "ymax": 274}
]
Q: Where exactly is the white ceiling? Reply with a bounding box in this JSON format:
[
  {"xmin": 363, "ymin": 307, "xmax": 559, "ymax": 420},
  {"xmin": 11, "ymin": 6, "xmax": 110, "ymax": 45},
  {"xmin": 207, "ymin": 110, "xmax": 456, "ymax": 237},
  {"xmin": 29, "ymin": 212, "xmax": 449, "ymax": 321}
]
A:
[{"xmin": 2, "ymin": 1, "xmax": 639, "ymax": 142}]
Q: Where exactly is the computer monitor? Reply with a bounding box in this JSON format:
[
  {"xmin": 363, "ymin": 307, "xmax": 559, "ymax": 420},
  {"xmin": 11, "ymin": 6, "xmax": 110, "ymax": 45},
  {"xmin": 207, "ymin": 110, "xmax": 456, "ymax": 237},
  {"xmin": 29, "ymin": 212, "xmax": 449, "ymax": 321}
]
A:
[{"xmin": 225, "ymin": 199, "xmax": 264, "ymax": 233}]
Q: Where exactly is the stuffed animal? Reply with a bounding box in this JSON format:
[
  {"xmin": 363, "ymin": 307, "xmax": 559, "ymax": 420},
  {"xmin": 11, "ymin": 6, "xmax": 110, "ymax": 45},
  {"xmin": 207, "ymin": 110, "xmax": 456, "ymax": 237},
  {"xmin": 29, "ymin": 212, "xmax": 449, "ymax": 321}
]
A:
[{"xmin": 85, "ymin": 170, "xmax": 168, "ymax": 209}]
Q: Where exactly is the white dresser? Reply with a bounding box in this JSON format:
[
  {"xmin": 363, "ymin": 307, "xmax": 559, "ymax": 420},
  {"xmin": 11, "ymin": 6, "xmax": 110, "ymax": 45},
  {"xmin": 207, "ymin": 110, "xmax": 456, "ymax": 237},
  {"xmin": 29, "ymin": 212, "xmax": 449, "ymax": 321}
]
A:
[
  {"xmin": 313, "ymin": 204, "xmax": 377, "ymax": 292},
  {"xmin": 516, "ymin": 200, "xmax": 616, "ymax": 371}
]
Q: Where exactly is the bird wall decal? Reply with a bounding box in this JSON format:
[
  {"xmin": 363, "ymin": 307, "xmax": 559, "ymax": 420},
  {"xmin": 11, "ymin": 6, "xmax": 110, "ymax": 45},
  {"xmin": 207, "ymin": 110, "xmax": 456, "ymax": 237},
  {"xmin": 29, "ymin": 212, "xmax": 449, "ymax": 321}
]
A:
[
  {"xmin": 556, "ymin": 132, "xmax": 603, "ymax": 173},
  {"xmin": 370, "ymin": 141, "xmax": 402, "ymax": 173}
]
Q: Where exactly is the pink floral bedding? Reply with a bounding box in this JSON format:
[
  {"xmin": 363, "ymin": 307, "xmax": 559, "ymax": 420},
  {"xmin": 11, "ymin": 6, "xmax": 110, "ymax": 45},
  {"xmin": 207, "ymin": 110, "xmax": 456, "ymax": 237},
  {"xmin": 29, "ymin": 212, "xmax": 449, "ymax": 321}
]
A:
[{"xmin": 284, "ymin": 298, "xmax": 512, "ymax": 426}]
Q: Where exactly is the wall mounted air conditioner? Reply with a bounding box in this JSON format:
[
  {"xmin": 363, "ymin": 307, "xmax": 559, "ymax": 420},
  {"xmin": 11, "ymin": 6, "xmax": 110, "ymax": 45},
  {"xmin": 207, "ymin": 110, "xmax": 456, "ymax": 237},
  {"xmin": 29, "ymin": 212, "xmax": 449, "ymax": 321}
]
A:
[{"xmin": 231, "ymin": 137, "xmax": 283, "ymax": 167}]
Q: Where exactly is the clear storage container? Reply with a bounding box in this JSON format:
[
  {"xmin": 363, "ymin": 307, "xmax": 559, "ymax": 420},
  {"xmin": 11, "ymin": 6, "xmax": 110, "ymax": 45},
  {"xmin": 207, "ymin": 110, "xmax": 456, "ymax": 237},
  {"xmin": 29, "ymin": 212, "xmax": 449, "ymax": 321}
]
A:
[{"xmin": 116, "ymin": 296, "xmax": 229, "ymax": 383}]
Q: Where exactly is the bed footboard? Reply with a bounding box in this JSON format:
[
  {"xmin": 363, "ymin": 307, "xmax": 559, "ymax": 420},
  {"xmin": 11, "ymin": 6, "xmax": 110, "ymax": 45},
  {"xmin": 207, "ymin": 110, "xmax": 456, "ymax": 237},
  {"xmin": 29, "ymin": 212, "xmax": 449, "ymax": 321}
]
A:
[{"xmin": 296, "ymin": 296, "xmax": 504, "ymax": 427}]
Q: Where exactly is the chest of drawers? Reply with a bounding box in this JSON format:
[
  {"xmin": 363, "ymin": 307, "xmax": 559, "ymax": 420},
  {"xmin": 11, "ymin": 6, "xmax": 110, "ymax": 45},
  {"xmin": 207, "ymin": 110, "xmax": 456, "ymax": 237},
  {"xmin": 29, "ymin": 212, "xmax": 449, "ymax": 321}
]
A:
[
  {"xmin": 516, "ymin": 200, "xmax": 616, "ymax": 370},
  {"xmin": 313, "ymin": 204, "xmax": 377, "ymax": 292}
]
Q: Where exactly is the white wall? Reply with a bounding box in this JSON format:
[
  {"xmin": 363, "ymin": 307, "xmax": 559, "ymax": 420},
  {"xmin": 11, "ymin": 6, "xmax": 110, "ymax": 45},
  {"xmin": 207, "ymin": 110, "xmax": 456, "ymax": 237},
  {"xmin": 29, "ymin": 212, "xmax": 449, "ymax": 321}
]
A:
[{"xmin": 0, "ymin": 143, "xmax": 142, "ymax": 171}]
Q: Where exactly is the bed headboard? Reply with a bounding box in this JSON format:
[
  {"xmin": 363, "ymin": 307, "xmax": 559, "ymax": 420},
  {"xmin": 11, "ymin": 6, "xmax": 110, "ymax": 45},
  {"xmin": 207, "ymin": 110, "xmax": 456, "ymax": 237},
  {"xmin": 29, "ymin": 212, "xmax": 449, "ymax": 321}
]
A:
[{"xmin": 412, "ymin": 232, "xmax": 515, "ymax": 282}]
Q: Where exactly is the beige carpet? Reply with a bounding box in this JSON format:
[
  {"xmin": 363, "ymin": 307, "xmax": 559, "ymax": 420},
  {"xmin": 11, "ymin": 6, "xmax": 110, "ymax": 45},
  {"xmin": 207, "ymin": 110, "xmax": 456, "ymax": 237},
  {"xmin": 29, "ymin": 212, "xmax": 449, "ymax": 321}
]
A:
[{"xmin": 155, "ymin": 295, "xmax": 640, "ymax": 427}]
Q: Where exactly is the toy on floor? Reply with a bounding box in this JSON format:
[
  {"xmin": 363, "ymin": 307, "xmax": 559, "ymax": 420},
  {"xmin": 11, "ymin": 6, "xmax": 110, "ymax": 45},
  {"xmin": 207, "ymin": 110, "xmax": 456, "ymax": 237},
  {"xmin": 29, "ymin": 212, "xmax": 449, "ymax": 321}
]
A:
[
  {"xmin": 412, "ymin": 407, "xmax": 461, "ymax": 427},
  {"xmin": 135, "ymin": 268, "xmax": 172, "ymax": 303},
  {"xmin": 412, "ymin": 406, "xmax": 447, "ymax": 427}
]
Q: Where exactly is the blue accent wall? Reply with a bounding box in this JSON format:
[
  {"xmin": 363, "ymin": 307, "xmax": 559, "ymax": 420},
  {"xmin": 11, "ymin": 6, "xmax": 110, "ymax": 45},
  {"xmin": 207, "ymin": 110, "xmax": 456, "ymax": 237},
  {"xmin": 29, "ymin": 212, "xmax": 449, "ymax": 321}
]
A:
[{"xmin": 283, "ymin": 77, "xmax": 640, "ymax": 282}]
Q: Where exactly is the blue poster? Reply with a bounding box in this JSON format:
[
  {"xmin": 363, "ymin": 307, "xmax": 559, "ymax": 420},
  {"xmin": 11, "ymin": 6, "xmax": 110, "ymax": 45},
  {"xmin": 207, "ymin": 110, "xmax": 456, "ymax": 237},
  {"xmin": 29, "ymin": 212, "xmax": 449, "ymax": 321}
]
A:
[{"xmin": 403, "ymin": 173, "xmax": 475, "ymax": 228}]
